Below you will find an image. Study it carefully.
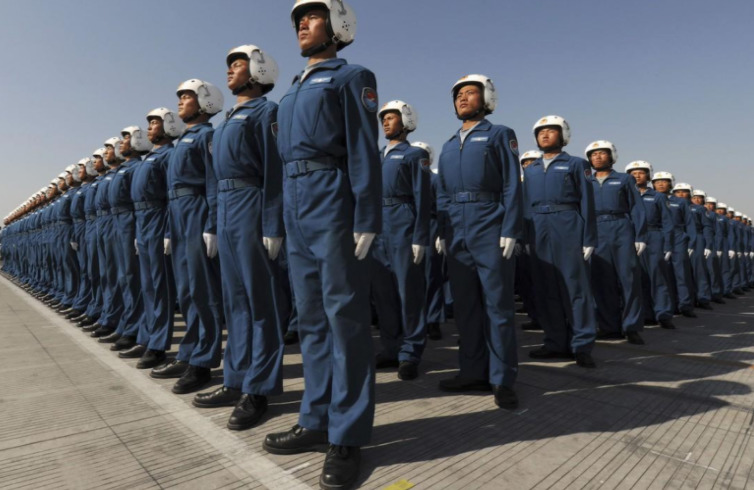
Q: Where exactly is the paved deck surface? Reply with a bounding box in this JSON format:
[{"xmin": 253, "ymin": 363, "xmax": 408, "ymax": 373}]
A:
[{"xmin": 1, "ymin": 274, "xmax": 754, "ymax": 489}]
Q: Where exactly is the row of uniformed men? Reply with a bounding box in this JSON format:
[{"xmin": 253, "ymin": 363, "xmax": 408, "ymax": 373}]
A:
[{"xmin": 2, "ymin": 0, "xmax": 754, "ymax": 487}]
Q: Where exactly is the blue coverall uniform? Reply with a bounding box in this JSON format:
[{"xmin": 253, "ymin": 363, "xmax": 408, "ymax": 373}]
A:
[
  {"xmin": 276, "ymin": 58, "xmax": 381, "ymax": 446},
  {"xmin": 637, "ymin": 188, "xmax": 674, "ymax": 322},
  {"xmin": 94, "ymin": 169, "xmax": 124, "ymax": 330},
  {"xmin": 689, "ymin": 202, "xmax": 713, "ymax": 305},
  {"xmin": 666, "ymin": 195, "xmax": 697, "ymax": 313},
  {"xmin": 83, "ymin": 176, "xmax": 104, "ymax": 321}
]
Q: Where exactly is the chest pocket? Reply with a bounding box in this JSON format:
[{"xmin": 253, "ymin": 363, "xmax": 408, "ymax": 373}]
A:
[
  {"xmin": 291, "ymin": 79, "xmax": 340, "ymax": 140},
  {"xmin": 549, "ymin": 165, "xmax": 573, "ymax": 196}
]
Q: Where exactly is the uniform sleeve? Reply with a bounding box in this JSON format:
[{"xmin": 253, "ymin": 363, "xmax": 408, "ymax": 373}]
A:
[
  {"xmin": 683, "ymin": 202, "xmax": 697, "ymax": 247},
  {"xmin": 660, "ymin": 195, "xmax": 674, "ymax": 253},
  {"xmin": 410, "ymin": 148, "xmax": 431, "ymax": 246},
  {"xmin": 340, "ymin": 69, "xmax": 382, "ymax": 234},
  {"xmin": 498, "ymin": 128, "xmax": 523, "ymax": 240},
  {"xmin": 574, "ymin": 158, "xmax": 597, "ymax": 248},
  {"xmin": 259, "ymin": 104, "xmax": 285, "ymax": 238},
  {"xmin": 202, "ymin": 130, "xmax": 218, "ymax": 234},
  {"xmin": 702, "ymin": 212, "xmax": 714, "ymax": 249},
  {"xmin": 436, "ymin": 151, "xmax": 450, "ymax": 241},
  {"xmin": 627, "ymin": 179, "xmax": 647, "ymax": 242}
]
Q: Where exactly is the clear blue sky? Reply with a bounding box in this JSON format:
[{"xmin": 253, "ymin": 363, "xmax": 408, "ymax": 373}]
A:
[{"xmin": 2, "ymin": 0, "xmax": 753, "ymax": 218}]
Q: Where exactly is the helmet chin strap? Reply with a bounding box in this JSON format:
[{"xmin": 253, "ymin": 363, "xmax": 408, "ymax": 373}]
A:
[
  {"xmin": 301, "ymin": 38, "xmax": 335, "ymax": 57},
  {"xmin": 232, "ymin": 79, "xmax": 256, "ymax": 96},
  {"xmin": 183, "ymin": 110, "xmax": 201, "ymax": 124}
]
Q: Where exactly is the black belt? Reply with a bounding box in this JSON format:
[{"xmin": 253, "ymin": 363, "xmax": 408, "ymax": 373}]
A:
[
  {"xmin": 96, "ymin": 210, "xmax": 110, "ymax": 217},
  {"xmin": 451, "ymin": 191, "xmax": 500, "ymax": 203},
  {"xmin": 531, "ymin": 203, "xmax": 578, "ymax": 214},
  {"xmin": 86, "ymin": 214, "xmax": 97, "ymax": 221},
  {"xmin": 218, "ymin": 177, "xmax": 262, "ymax": 192},
  {"xmin": 596, "ymin": 214, "xmax": 627, "ymax": 222},
  {"xmin": 383, "ymin": 196, "xmax": 413, "ymax": 206},
  {"xmin": 110, "ymin": 206, "xmax": 133, "ymax": 215},
  {"xmin": 134, "ymin": 200, "xmax": 166, "ymax": 211},
  {"xmin": 168, "ymin": 187, "xmax": 202, "ymax": 200},
  {"xmin": 59, "ymin": 219, "xmax": 73, "ymax": 224},
  {"xmin": 284, "ymin": 157, "xmax": 342, "ymax": 178},
  {"xmin": 647, "ymin": 225, "xmax": 662, "ymax": 231}
]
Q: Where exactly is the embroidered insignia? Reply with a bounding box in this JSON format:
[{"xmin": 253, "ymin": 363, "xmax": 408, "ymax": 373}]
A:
[{"xmin": 361, "ymin": 87, "xmax": 378, "ymax": 112}]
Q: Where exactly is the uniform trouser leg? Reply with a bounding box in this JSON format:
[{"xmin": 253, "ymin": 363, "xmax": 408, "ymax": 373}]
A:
[
  {"xmin": 61, "ymin": 229, "xmax": 78, "ymax": 305},
  {"xmin": 591, "ymin": 242, "xmax": 622, "ymax": 334},
  {"xmin": 279, "ymin": 255, "xmax": 298, "ymax": 333},
  {"xmin": 72, "ymin": 229, "xmax": 92, "ymax": 311},
  {"xmin": 388, "ymin": 238, "xmax": 427, "ymax": 363},
  {"xmin": 692, "ymin": 239, "xmax": 712, "ymax": 303},
  {"xmin": 84, "ymin": 224, "xmax": 102, "ymax": 319},
  {"xmin": 136, "ymin": 209, "xmax": 174, "ymax": 352},
  {"xmin": 97, "ymin": 217, "xmax": 123, "ymax": 329},
  {"xmin": 670, "ymin": 234, "xmax": 694, "ymax": 311},
  {"xmin": 218, "ymin": 190, "xmax": 284, "ymax": 395},
  {"xmin": 370, "ymin": 235, "xmax": 403, "ymax": 359},
  {"xmin": 730, "ymin": 256, "xmax": 740, "ymax": 289},
  {"xmin": 114, "ymin": 214, "xmax": 144, "ymax": 338},
  {"xmin": 531, "ymin": 212, "xmax": 596, "ymax": 354},
  {"xmin": 708, "ymin": 255, "xmax": 722, "ymax": 299},
  {"xmin": 169, "ymin": 197, "xmax": 223, "ymax": 368},
  {"xmin": 284, "ymin": 188, "xmax": 374, "ymax": 446},
  {"xmin": 642, "ymin": 232, "xmax": 673, "ymax": 321},
  {"xmin": 516, "ymin": 251, "xmax": 538, "ymax": 323}
]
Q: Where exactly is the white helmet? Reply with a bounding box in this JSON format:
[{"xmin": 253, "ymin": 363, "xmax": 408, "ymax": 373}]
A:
[
  {"xmin": 146, "ymin": 107, "xmax": 185, "ymax": 139},
  {"xmin": 65, "ymin": 164, "xmax": 80, "ymax": 183},
  {"xmin": 520, "ymin": 150, "xmax": 543, "ymax": 162},
  {"xmin": 121, "ymin": 125, "xmax": 153, "ymax": 153},
  {"xmin": 411, "ymin": 141, "xmax": 434, "ymax": 168},
  {"xmin": 652, "ymin": 171, "xmax": 675, "ymax": 187},
  {"xmin": 705, "ymin": 196, "xmax": 717, "ymax": 204},
  {"xmin": 585, "ymin": 140, "xmax": 618, "ymax": 164},
  {"xmin": 692, "ymin": 189, "xmax": 707, "ymax": 198},
  {"xmin": 672, "ymin": 182, "xmax": 693, "ymax": 193},
  {"xmin": 451, "ymin": 74, "xmax": 497, "ymax": 115},
  {"xmin": 226, "ymin": 45, "xmax": 279, "ymax": 95},
  {"xmin": 729, "ymin": 206, "xmax": 736, "ymax": 213},
  {"xmin": 176, "ymin": 79, "xmax": 224, "ymax": 116},
  {"xmin": 378, "ymin": 100, "xmax": 418, "ymax": 132},
  {"xmin": 80, "ymin": 157, "xmax": 97, "ymax": 177},
  {"xmin": 291, "ymin": 0, "xmax": 356, "ymax": 52},
  {"xmin": 625, "ymin": 160, "xmax": 653, "ymax": 177},
  {"xmin": 533, "ymin": 115, "xmax": 571, "ymax": 146},
  {"xmin": 103, "ymin": 137, "xmax": 123, "ymax": 161},
  {"xmin": 735, "ymin": 211, "xmax": 742, "ymax": 217}
]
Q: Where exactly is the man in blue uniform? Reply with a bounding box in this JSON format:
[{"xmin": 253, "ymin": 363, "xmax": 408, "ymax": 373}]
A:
[
  {"xmin": 414, "ymin": 141, "xmax": 445, "ymax": 341},
  {"xmin": 523, "ymin": 115, "xmax": 597, "ymax": 368},
  {"xmin": 434, "ymin": 74, "xmax": 522, "ymax": 405},
  {"xmin": 149, "ymin": 79, "xmax": 225, "ymax": 395},
  {"xmin": 704, "ymin": 196, "xmax": 726, "ymax": 304},
  {"xmin": 651, "ymin": 173, "xmax": 697, "ymax": 317},
  {"xmin": 370, "ymin": 100, "xmax": 431, "ymax": 381},
  {"xmin": 516, "ymin": 150, "xmax": 543, "ymax": 331},
  {"xmin": 79, "ymin": 150, "xmax": 108, "ymax": 329},
  {"xmin": 64, "ymin": 161, "xmax": 90, "ymax": 321},
  {"xmin": 586, "ymin": 141, "xmax": 647, "ymax": 344},
  {"xmin": 192, "ymin": 45, "xmax": 287, "ymax": 432},
  {"xmin": 688, "ymin": 188, "xmax": 714, "ymax": 310},
  {"xmin": 625, "ymin": 161, "xmax": 676, "ymax": 330},
  {"xmin": 130, "ymin": 108, "xmax": 182, "ymax": 369},
  {"xmin": 715, "ymin": 202, "xmax": 737, "ymax": 299},
  {"xmin": 261, "ymin": 2, "xmax": 380, "ymax": 488}
]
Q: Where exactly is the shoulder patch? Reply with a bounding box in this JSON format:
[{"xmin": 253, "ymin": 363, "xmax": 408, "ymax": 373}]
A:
[
  {"xmin": 361, "ymin": 87, "xmax": 378, "ymax": 112},
  {"xmin": 509, "ymin": 139, "xmax": 519, "ymax": 155},
  {"xmin": 584, "ymin": 168, "xmax": 592, "ymax": 178}
]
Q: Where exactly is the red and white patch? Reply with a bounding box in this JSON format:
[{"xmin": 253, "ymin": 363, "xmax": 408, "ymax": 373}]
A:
[
  {"xmin": 584, "ymin": 168, "xmax": 592, "ymax": 178},
  {"xmin": 361, "ymin": 87, "xmax": 378, "ymax": 112},
  {"xmin": 509, "ymin": 139, "xmax": 519, "ymax": 154}
]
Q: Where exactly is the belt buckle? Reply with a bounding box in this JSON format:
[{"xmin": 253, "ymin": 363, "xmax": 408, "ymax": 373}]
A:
[
  {"xmin": 456, "ymin": 192, "xmax": 471, "ymax": 203},
  {"xmin": 540, "ymin": 205, "xmax": 552, "ymax": 213}
]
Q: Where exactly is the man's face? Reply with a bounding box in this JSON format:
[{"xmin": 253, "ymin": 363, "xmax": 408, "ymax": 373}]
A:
[
  {"xmin": 536, "ymin": 126, "xmax": 562, "ymax": 150},
  {"xmin": 674, "ymin": 190, "xmax": 691, "ymax": 200},
  {"xmin": 589, "ymin": 150, "xmax": 612, "ymax": 170},
  {"xmin": 65, "ymin": 174, "xmax": 74, "ymax": 187},
  {"xmin": 147, "ymin": 118, "xmax": 166, "ymax": 143},
  {"xmin": 104, "ymin": 145, "xmax": 116, "ymax": 164},
  {"xmin": 120, "ymin": 133, "xmax": 132, "ymax": 156},
  {"xmin": 653, "ymin": 179, "xmax": 671, "ymax": 193},
  {"xmin": 78, "ymin": 165, "xmax": 87, "ymax": 181},
  {"xmin": 93, "ymin": 155, "xmax": 106, "ymax": 171},
  {"xmin": 297, "ymin": 8, "xmax": 329, "ymax": 52},
  {"xmin": 630, "ymin": 169, "xmax": 649, "ymax": 186},
  {"xmin": 227, "ymin": 57, "xmax": 250, "ymax": 92},
  {"xmin": 454, "ymin": 84, "xmax": 484, "ymax": 120},
  {"xmin": 381, "ymin": 112, "xmax": 403, "ymax": 139},
  {"xmin": 178, "ymin": 91, "xmax": 199, "ymax": 121},
  {"xmin": 58, "ymin": 178, "xmax": 67, "ymax": 191},
  {"xmin": 691, "ymin": 196, "xmax": 705, "ymax": 206},
  {"xmin": 705, "ymin": 202, "xmax": 716, "ymax": 212},
  {"xmin": 716, "ymin": 208, "xmax": 726, "ymax": 215}
]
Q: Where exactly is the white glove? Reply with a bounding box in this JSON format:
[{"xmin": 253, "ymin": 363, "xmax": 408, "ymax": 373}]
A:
[
  {"xmin": 134, "ymin": 238, "xmax": 139, "ymax": 256},
  {"xmin": 435, "ymin": 236, "xmax": 446, "ymax": 255},
  {"xmin": 500, "ymin": 237, "xmax": 516, "ymax": 260},
  {"xmin": 203, "ymin": 233, "xmax": 218, "ymax": 258},
  {"xmin": 703, "ymin": 248, "xmax": 711, "ymax": 259},
  {"xmin": 412, "ymin": 244, "xmax": 426, "ymax": 265},
  {"xmin": 687, "ymin": 248, "xmax": 694, "ymax": 257},
  {"xmin": 583, "ymin": 246, "xmax": 594, "ymax": 261},
  {"xmin": 353, "ymin": 232, "xmax": 376, "ymax": 260},
  {"xmin": 525, "ymin": 244, "xmax": 531, "ymax": 255},
  {"xmin": 738, "ymin": 252, "xmax": 743, "ymax": 258},
  {"xmin": 164, "ymin": 238, "xmax": 172, "ymax": 255},
  {"xmin": 634, "ymin": 242, "xmax": 646, "ymax": 256},
  {"xmin": 263, "ymin": 237, "xmax": 283, "ymax": 261},
  {"xmin": 664, "ymin": 251, "xmax": 672, "ymax": 261},
  {"xmin": 750, "ymin": 252, "xmax": 754, "ymax": 259},
  {"xmin": 729, "ymin": 250, "xmax": 736, "ymax": 259},
  {"xmin": 716, "ymin": 250, "xmax": 722, "ymax": 258},
  {"xmin": 70, "ymin": 241, "xmax": 78, "ymax": 251}
]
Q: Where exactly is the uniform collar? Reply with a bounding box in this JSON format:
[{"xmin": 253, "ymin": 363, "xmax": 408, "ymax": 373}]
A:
[
  {"xmin": 382, "ymin": 140, "xmax": 410, "ymax": 155},
  {"xmin": 145, "ymin": 144, "xmax": 172, "ymax": 158},
  {"xmin": 182, "ymin": 122, "xmax": 212, "ymax": 136},
  {"xmin": 293, "ymin": 58, "xmax": 347, "ymax": 84},
  {"xmin": 589, "ymin": 169, "xmax": 617, "ymax": 181},
  {"xmin": 531, "ymin": 150, "xmax": 571, "ymax": 168},
  {"xmin": 227, "ymin": 97, "xmax": 267, "ymax": 119}
]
